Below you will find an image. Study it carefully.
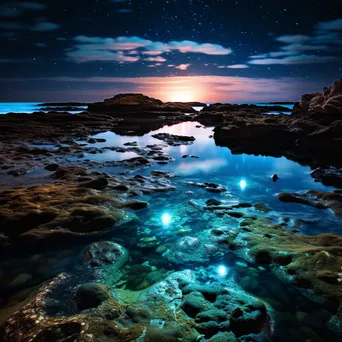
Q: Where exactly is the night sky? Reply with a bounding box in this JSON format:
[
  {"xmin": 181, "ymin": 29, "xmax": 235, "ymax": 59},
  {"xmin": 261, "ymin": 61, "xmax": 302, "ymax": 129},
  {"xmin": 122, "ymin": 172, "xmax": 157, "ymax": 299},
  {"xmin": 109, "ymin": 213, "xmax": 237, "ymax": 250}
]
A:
[{"xmin": 1, "ymin": 0, "xmax": 342, "ymax": 102}]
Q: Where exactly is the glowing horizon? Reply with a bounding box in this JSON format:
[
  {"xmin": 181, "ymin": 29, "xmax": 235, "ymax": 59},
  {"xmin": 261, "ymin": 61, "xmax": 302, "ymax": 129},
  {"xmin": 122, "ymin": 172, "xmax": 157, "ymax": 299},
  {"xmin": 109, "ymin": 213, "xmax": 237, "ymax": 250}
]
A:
[{"xmin": 1, "ymin": 75, "xmax": 327, "ymax": 103}]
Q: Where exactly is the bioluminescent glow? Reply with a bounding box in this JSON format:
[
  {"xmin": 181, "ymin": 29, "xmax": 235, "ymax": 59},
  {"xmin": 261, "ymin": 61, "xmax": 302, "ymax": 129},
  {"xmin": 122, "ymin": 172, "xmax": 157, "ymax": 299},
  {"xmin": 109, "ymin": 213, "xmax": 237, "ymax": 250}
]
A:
[
  {"xmin": 239, "ymin": 179, "xmax": 247, "ymax": 190},
  {"xmin": 161, "ymin": 213, "xmax": 172, "ymax": 226},
  {"xmin": 217, "ymin": 265, "xmax": 228, "ymax": 277}
]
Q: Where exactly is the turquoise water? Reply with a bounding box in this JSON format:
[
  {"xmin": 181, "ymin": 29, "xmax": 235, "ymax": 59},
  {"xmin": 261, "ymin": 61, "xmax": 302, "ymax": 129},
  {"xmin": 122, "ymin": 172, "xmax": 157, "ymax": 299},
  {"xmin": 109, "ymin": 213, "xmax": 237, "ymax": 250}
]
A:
[
  {"xmin": 0, "ymin": 102, "xmax": 293, "ymax": 114},
  {"xmin": 1, "ymin": 120, "xmax": 340, "ymax": 341},
  {"xmin": 87, "ymin": 122, "xmax": 339, "ymax": 236},
  {"xmin": 0, "ymin": 102, "xmax": 87, "ymax": 114}
]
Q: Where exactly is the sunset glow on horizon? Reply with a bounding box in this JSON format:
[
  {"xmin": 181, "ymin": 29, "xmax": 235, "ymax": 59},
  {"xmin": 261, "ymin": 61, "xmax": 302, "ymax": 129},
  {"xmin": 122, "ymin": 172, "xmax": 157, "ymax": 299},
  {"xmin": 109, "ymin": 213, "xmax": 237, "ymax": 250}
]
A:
[
  {"xmin": 1, "ymin": 75, "xmax": 325, "ymax": 103},
  {"xmin": 1, "ymin": 1, "xmax": 341, "ymax": 102}
]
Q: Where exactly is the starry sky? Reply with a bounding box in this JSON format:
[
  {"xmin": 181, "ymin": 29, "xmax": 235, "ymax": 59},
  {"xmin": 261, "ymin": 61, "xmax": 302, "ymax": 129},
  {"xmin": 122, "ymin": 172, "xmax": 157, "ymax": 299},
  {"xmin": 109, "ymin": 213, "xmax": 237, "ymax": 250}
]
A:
[{"xmin": 1, "ymin": 0, "xmax": 342, "ymax": 102}]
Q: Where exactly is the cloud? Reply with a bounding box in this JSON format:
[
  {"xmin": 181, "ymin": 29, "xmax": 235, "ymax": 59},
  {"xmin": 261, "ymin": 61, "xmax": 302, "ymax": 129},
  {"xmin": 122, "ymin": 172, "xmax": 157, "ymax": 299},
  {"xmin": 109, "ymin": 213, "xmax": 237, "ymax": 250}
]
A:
[
  {"xmin": 249, "ymin": 54, "xmax": 338, "ymax": 65},
  {"xmin": 175, "ymin": 64, "xmax": 190, "ymax": 70},
  {"xmin": 35, "ymin": 42, "xmax": 47, "ymax": 47},
  {"xmin": 249, "ymin": 18, "xmax": 342, "ymax": 65},
  {"xmin": 117, "ymin": 9, "xmax": 133, "ymax": 13},
  {"xmin": 276, "ymin": 35, "xmax": 311, "ymax": 43},
  {"xmin": 67, "ymin": 35, "xmax": 232, "ymax": 63},
  {"xmin": 0, "ymin": 19, "xmax": 60, "ymax": 31},
  {"xmin": 315, "ymin": 18, "xmax": 342, "ymax": 31},
  {"xmin": 33, "ymin": 22, "xmax": 60, "ymax": 31},
  {"xmin": 249, "ymin": 54, "xmax": 267, "ymax": 59},
  {"xmin": 145, "ymin": 56, "xmax": 167, "ymax": 62},
  {"xmin": 168, "ymin": 40, "xmax": 232, "ymax": 55},
  {"xmin": 313, "ymin": 32, "xmax": 342, "ymax": 44},
  {"xmin": 268, "ymin": 51, "xmax": 296, "ymax": 57},
  {"xmin": 218, "ymin": 64, "xmax": 249, "ymax": 69},
  {"xmin": 66, "ymin": 50, "xmax": 140, "ymax": 63},
  {"xmin": 0, "ymin": 1, "xmax": 46, "ymax": 17},
  {"xmin": 281, "ymin": 43, "xmax": 328, "ymax": 52},
  {"xmin": 73, "ymin": 35, "xmax": 152, "ymax": 51}
]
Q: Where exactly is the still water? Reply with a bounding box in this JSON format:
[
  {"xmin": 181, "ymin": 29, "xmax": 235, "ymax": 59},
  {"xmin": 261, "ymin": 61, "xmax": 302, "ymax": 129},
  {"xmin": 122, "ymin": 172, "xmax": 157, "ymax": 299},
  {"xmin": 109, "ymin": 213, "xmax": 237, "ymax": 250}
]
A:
[
  {"xmin": 0, "ymin": 120, "xmax": 339, "ymax": 341},
  {"xmin": 0, "ymin": 102, "xmax": 293, "ymax": 114},
  {"xmin": 0, "ymin": 102, "xmax": 87, "ymax": 114}
]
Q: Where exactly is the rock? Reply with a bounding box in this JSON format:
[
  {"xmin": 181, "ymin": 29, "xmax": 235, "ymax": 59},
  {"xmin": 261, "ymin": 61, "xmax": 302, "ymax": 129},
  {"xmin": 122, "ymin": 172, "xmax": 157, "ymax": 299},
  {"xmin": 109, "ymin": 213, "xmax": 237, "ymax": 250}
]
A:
[
  {"xmin": 78, "ymin": 176, "xmax": 108, "ymax": 190},
  {"xmin": 228, "ymin": 211, "xmax": 244, "ymax": 218},
  {"xmin": 201, "ymin": 103, "xmax": 291, "ymax": 113},
  {"xmin": 182, "ymin": 154, "xmax": 200, "ymax": 159},
  {"xmin": 181, "ymin": 292, "xmax": 207, "ymax": 318},
  {"xmin": 271, "ymin": 174, "xmax": 279, "ymax": 182},
  {"xmin": 118, "ymin": 199, "xmax": 148, "ymax": 210},
  {"xmin": 182, "ymin": 283, "xmax": 229, "ymax": 302},
  {"xmin": 229, "ymin": 302, "xmax": 267, "ymax": 337},
  {"xmin": 84, "ymin": 241, "xmax": 129, "ymax": 268},
  {"xmin": 278, "ymin": 190, "xmax": 342, "ymax": 216},
  {"xmin": 138, "ymin": 270, "xmax": 196, "ymax": 310},
  {"xmin": 152, "ymin": 133, "xmax": 196, "ymax": 146},
  {"xmin": 254, "ymin": 203, "xmax": 272, "ymax": 213},
  {"xmin": 88, "ymin": 93, "xmax": 197, "ymax": 113},
  {"xmin": 206, "ymin": 199, "xmax": 222, "ymax": 206},
  {"xmin": 204, "ymin": 79, "xmax": 342, "ymax": 168},
  {"xmin": 311, "ymin": 167, "xmax": 342, "ymax": 188},
  {"xmin": 0, "ymin": 184, "xmax": 124, "ymax": 249},
  {"xmin": 75, "ymin": 283, "xmax": 111, "ymax": 310},
  {"xmin": 195, "ymin": 309, "xmax": 227, "ymax": 323},
  {"xmin": 165, "ymin": 236, "xmax": 220, "ymax": 265},
  {"xmin": 150, "ymin": 170, "xmax": 176, "ymax": 178},
  {"xmin": 44, "ymin": 163, "xmax": 59, "ymax": 171},
  {"xmin": 187, "ymin": 181, "xmax": 227, "ymax": 193}
]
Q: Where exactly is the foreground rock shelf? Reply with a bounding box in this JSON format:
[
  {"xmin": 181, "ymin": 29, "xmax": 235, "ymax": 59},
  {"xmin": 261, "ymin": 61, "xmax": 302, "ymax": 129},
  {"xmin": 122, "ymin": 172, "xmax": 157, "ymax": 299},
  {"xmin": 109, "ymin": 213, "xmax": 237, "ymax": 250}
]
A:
[{"xmin": 0, "ymin": 88, "xmax": 342, "ymax": 341}]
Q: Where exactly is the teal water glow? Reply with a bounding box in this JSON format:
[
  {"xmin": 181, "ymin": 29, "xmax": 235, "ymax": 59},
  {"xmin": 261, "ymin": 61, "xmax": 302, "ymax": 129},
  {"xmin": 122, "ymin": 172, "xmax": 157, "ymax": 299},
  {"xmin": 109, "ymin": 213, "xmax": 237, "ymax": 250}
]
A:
[
  {"xmin": 87, "ymin": 121, "xmax": 339, "ymax": 236},
  {"xmin": 0, "ymin": 102, "xmax": 293, "ymax": 114},
  {"xmin": 0, "ymin": 102, "xmax": 87, "ymax": 114},
  {"xmin": 0, "ymin": 119, "xmax": 340, "ymax": 342}
]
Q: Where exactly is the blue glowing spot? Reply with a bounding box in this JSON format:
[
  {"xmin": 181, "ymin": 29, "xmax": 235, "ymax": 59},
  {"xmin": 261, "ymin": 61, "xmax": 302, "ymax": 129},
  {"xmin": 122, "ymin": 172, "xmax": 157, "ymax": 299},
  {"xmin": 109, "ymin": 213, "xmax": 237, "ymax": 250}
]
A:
[
  {"xmin": 239, "ymin": 179, "xmax": 247, "ymax": 190},
  {"xmin": 217, "ymin": 265, "xmax": 228, "ymax": 277},
  {"xmin": 161, "ymin": 213, "xmax": 172, "ymax": 226}
]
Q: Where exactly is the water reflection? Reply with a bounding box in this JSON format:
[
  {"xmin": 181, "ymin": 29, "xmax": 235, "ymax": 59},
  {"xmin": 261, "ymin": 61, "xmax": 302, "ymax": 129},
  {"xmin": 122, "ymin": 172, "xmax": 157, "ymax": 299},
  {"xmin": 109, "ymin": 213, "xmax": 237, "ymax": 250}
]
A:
[
  {"xmin": 239, "ymin": 179, "xmax": 247, "ymax": 190},
  {"xmin": 217, "ymin": 265, "xmax": 228, "ymax": 277},
  {"xmin": 161, "ymin": 213, "xmax": 173, "ymax": 226}
]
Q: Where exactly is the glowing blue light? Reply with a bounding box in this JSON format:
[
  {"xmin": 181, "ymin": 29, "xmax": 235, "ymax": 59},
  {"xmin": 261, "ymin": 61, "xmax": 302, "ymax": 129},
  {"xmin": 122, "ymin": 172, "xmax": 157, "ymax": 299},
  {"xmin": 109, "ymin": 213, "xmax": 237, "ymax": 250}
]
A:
[
  {"xmin": 217, "ymin": 265, "xmax": 228, "ymax": 277},
  {"xmin": 161, "ymin": 213, "xmax": 172, "ymax": 226},
  {"xmin": 239, "ymin": 179, "xmax": 247, "ymax": 190}
]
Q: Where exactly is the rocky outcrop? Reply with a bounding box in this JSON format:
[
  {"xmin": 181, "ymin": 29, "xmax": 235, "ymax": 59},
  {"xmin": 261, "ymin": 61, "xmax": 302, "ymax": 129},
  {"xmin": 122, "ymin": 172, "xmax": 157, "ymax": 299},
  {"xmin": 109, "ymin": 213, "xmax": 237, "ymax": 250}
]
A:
[
  {"xmin": 1, "ymin": 269, "xmax": 272, "ymax": 342},
  {"xmin": 278, "ymin": 190, "xmax": 342, "ymax": 216},
  {"xmin": 296, "ymin": 79, "xmax": 342, "ymax": 114},
  {"xmin": 151, "ymin": 132, "xmax": 195, "ymax": 146},
  {"xmin": 0, "ymin": 183, "xmax": 123, "ymax": 248},
  {"xmin": 208, "ymin": 79, "xmax": 342, "ymax": 167},
  {"xmin": 202, "ymin": 103, "xmax": 292, "ymax": 113},
  {"xmin": 0, "ymin": 111, "xmax": 117, "ymax": 142},
  {"xmin": 88, "ymin": 93, "xmax": 197, "ymax": 113},
  {"xmin": 311, "ymin": 167, "xmax": 342, "ymax": 188}
]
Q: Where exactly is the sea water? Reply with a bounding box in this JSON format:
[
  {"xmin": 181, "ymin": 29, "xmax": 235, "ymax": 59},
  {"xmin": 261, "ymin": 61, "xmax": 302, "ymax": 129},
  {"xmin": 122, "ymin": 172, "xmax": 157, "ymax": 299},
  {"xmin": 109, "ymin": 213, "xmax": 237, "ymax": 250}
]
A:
[{"xmin": 1, "ymin": 120, "xmax": 339, "ymax": 341}]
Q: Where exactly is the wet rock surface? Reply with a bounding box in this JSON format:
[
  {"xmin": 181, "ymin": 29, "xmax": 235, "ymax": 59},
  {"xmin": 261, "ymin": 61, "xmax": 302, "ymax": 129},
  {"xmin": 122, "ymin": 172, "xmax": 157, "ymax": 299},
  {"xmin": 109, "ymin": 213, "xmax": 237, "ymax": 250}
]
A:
[
  {"xmin": 199, "ymin": 79, "xmax": 342, "ymax": 168},
  {"xmin": 88, "ymin": 93, "xmax": 198, "ymax": 113},
  {"xmin": 278, "ymin": 190, "xmax": 342, "ymax": 216},
  {"xmin": 0, "ymin": 91, "xmax": 342, "ymax": 342},
  {"xmin": 151, "ymin": 132, "xmax": 196, "ymax": 146}
]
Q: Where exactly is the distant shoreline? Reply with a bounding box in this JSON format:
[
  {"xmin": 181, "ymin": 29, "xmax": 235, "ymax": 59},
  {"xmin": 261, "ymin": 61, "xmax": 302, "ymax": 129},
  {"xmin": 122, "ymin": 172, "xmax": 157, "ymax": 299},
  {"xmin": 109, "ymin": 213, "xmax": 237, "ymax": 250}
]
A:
[{"xmin": 262, "ymin": 102, "xmax": 295, "ymax": 105}]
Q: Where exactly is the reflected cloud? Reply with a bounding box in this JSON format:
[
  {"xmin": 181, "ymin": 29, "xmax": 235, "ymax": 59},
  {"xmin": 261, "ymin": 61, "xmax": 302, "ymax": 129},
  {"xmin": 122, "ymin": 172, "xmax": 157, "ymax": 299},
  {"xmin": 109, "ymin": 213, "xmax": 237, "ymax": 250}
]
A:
[{"xmin": 176, "ymin": 159, "xmax": 228, "ymax": 174}]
